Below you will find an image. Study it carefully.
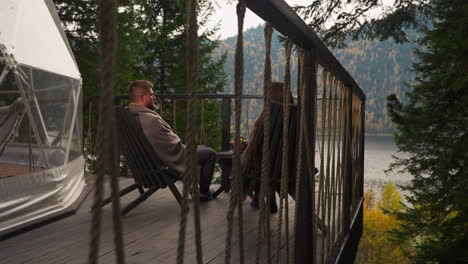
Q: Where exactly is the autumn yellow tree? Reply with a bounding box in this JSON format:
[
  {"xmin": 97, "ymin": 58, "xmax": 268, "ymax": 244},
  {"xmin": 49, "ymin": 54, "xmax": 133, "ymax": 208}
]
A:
[{"xmin": 356, "ymin": 183, "xmax": 410, "ymax": 263}]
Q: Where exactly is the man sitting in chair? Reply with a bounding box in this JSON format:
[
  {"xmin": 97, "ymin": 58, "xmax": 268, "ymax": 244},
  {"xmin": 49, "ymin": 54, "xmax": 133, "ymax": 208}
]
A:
[{"xmin": 128, "ymin": 80, "xmax": 216, "ymax": 201}]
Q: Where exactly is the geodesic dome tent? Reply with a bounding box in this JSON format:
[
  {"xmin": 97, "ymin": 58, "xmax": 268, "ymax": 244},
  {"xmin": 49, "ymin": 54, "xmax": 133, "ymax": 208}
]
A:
[{"xmin": 0, "ymin": 0, "xmax": 85, "ymax": 235}]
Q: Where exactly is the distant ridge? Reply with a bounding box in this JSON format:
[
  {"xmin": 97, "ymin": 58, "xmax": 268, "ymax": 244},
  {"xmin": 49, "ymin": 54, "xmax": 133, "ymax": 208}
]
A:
[{"xmin": 214, "ymin": 24, "xmax": 419, "ymax": 133}]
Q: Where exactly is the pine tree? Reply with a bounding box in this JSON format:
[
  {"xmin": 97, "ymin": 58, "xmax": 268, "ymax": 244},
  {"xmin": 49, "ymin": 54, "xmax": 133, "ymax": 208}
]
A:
[
  {"xmin": 296, "ymin": 0, "xmax": 430, "ymax": 47},
  {"xmin": 386, "ymin": 1, "xmax": 468, "ymax": 262},
  {"xmin": 54, "ymin": 0, "xmax": 228, "ymax": 165}
]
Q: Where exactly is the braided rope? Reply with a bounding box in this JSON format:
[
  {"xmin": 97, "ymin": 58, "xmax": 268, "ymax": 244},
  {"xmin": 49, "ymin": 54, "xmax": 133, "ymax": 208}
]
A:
[
  {"xmin": 330, "ymin": 79, "xmax": 339, "ymax": 246},
  {"xmin": 291, "ymin": 50, "xmax": 306, "ymax": 264},
  {"xmin": 337, "ymin": 83, "xmax": 345, "ymax": 237},
  {"xmin": 311, "ymin": 58, "xmax": 319, "ymax": 264},
  {"xmin": 274, "ymin": 39, "xmax": 292, "ymax": 264},
  {"xmin": 89, "ymin": 1, "xmax": 125, "ymax": 263},
  {"xmin": 225, "ymin": 1, "xmax": 246, "ymax": 263},
  {"xmin": 318, "ymin": 69, "xmax": 328, "ymax": 261},
  {"xmin": 177, "ymin": 0, "xmax": 201, "ymax": 262},
  {"xmin": 324, "ymin": 74, "xmax": 334, "ymax": 258},
  {"xmin": 256, "ymin": 23, "xmax": 273, "ymax": 264},
  {"xmin": 245, "ymin": 100, "xmax": 250, "ymax": 138},
  {"xmin": 335, "ymin": 83, "xmax": 343, "ymax": 238},
  {"xmin": 351, "ymin": 95, "xmax": 361, "ymax": 209},
  {"xmin": 351, "ymin": 96, "xmax": 356, "ymax": 210},
  {"xmin": 341, "ymin": 86, "xmax": 350, "ymax": 234}
]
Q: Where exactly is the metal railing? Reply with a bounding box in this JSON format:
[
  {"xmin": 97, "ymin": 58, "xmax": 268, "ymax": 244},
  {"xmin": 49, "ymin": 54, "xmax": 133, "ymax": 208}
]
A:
[
  {"xmin": 244, "ymin": 0, "xmax": 365, "ymax": 263},
  {"xmin": 85, "ymin": 83, "xmax": 364, "ymax": 264}
]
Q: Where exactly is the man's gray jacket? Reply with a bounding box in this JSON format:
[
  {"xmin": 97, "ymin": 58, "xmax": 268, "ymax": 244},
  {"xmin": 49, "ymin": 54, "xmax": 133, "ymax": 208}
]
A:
[{"xmin": 129, "ymin": 103, "xmax": 185, "ymax": 174}]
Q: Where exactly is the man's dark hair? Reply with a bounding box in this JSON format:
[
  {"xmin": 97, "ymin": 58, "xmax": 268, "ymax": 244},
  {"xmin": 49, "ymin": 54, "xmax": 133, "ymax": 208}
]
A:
[{"xmin": 128, "ymin": 80, "xmax": 153, "ymax": 102}]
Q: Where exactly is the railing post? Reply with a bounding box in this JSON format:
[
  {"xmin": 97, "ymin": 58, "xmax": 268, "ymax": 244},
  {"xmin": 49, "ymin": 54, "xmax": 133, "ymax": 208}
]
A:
[
  {"xmin": 295, "ymin": 48, "xmax": 317, "ymax": 264},
  {"xmin": 221, "ymin": 98, "xmax": 231, "ymax": 151}
]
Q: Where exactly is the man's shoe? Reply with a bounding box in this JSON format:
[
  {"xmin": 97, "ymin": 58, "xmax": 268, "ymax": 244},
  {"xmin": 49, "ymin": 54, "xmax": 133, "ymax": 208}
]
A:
[{"xmin": 200, "ymin": 189, "xmax": 214, "ymax": 202}]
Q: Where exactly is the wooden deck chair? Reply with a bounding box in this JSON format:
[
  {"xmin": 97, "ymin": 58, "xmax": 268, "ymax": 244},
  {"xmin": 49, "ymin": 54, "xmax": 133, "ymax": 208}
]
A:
[
  {"xmin": 268, "ymin": 102, "xmax": 326, "ymax": 231},
  {"xmin": 102, "ymin": 105, "xmax": 182, "ymax": 215},
  {"xmin": 0, "ymin": 98, "xmax": 25, "ymax": 156},
  {"xmin": 246, "ymin": 102, "xmax": 299, "ymax": 211},
  {"xmin": 269, "ymin": 101, "xmax": 299, "ymax": 198},
  {"xmin": 247, "ymin": 102, "xmax": 326, "ymax": 230}
]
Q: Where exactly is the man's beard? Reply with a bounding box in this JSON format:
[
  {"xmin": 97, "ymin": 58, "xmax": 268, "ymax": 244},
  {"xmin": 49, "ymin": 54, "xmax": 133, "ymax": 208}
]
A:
[{"xmin": 146, "ymin": 103, "xmax": 158, "ymax": 111}]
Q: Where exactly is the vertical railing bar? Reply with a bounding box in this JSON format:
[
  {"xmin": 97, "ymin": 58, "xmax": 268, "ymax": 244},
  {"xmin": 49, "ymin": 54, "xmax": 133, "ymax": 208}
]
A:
[
  {"xmin": 221, "ymin": 98, "xmax": 231, "ymax": 151},
  {"xmin": 294, "ymin": 48, "xmax": 317, "ymax": 264}
]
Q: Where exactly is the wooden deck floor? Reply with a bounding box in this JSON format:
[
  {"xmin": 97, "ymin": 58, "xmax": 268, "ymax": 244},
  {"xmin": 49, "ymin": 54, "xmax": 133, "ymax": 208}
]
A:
[
  {"xmin": 0, "ymin": 175, "xmax": 300, "ymax": 264},
  {"xmin": 0, "ymin": 162, "xmax": 44, "ymax": 178}
]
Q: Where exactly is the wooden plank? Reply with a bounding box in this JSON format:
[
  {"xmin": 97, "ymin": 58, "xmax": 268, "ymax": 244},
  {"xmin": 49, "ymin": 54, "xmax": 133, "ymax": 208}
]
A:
[
  {"xmin": 23, "ymin": 181, "xmax": 185, "ymax": 264},
  {"xmin": 0, "ymin": 163, "xmax": 45, "ymax": 178},
  {"xmin": 207, "ymin": 197, "xmax": 297, "ymax": 264},
  {"xmin": 0, "ymin": 176, "xmax": 314, "ymax": 264}
]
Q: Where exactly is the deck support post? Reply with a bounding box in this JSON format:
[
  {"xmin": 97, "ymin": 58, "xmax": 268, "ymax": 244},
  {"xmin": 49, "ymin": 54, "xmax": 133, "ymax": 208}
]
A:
[
  {"xmin": 294, "ymin": 48, "xmax": 317, "ymax": 264},
  {"xmin": 221, "ymin": 98, "xmax": 231, "ymax": 151}
]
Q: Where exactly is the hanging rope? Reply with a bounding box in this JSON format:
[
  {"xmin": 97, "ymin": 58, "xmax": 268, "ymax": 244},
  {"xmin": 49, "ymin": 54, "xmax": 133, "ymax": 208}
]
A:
[
  {"xmin": 340, "ymin": 85, "xmax": 350, "ymax": 234},
  {"xmin": 244, "ymin": 100, "xmax": 250, "ymax": 138},
  {"xmin": 330, "ymin": 79, "xmax": 339, "ymax": 247},
  {"xmin": 312, "ymin": 60, "xmax": 319, "ymax": 262},
  {"xmin": 291, "ymin": 49, "xmax": 306, "ymax": 264},
  {"xmin": 318, "ymin": 69, "xmax": 328, "ymax": 261},
  {"xmin": 274, "ymin": 38, "xmax": 292, "ymax": 264},
  {"xmin": 324, "ymin": 73, "xmax": 335, "ymax": 258},
  {"xmin": 256, "ymin": 22, "xmax": 273, "ymax": 264},
  {"xmin": 351, "ymin": 95, "xmax": 361, "ymax": 209},
  {"xmin": 225, "ymin": 1, "xmax": 246, "ymax": 263},
  {"xmin": 336, "ymin": 83, "xmax": 345, "ymax": 237},
  {"xmin": 89, "ymin": 0, "xmax": 125, "ymax": 263},
  {"xmin": 177, "ymin": 0, "xmax": 202, "ymax": 262}
]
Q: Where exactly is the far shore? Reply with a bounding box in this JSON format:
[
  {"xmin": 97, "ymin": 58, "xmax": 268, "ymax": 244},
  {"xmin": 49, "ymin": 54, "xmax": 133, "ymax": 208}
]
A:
[{"xmin": 365, "ymin": 133, "xmax": 395, "ymax": 137}]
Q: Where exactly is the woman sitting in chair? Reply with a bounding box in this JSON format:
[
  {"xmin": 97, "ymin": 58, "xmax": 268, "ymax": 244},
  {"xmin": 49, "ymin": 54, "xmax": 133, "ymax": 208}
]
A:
[{"xmin": 241, "ymin": 81, "xmax": 293, "ymax": 213}]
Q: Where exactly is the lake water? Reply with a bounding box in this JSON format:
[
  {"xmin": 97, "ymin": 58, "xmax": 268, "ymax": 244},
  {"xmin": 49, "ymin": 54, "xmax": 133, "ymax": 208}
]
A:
[
  {"xmin": 364, "ymin": 135, "xmax": 411, "ymax": 190},
  {"xmin": 213, "ymin": 135, "xmax": 412, "ymax": 192}
]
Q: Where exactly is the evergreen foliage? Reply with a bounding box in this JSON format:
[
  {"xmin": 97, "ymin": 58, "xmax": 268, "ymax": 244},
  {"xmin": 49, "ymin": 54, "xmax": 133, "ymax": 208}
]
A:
[
  {"xmin": 53, "ymin": 0, "xmax": 228, "ymax": 170},
  {"xmin": 295, "ymin": 0, "xmax": 430, "ymax": 48},
  {"xmin": 386, "ymin": 0, "xmax": 468, "ymax": 262},
  {"xmin": 215, "ymin": 25, "xmax": 418, "ymax": 133}
]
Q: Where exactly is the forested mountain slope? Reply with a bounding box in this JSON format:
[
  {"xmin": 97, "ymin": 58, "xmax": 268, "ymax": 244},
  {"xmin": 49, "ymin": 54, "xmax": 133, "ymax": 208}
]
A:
[{"xmin": 214, "ymin": 25, "xmax": 419, "ymax": 133}]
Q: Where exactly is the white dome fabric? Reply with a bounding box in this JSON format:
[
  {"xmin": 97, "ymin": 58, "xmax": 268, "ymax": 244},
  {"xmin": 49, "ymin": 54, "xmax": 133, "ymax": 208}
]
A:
[
  {"xmin": 0, "ymin": 0, "xmax": 80, "ymax": 79},
  {"xmin": 0, "ymin": 0, "xmax": 85, "ymax": 236}
]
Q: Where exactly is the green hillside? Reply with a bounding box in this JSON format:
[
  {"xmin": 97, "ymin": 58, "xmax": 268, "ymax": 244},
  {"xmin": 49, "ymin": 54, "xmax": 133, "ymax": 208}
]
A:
[{"xmin": 214, "ymin": 24, "xmax": 419, "ymax": 133}]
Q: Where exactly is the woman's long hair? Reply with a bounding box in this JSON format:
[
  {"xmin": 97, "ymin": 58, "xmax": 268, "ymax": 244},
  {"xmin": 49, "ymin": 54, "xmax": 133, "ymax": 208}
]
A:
[{"xmin": 241, "ymin": 81, "xmax": 293, "ymax": 194}]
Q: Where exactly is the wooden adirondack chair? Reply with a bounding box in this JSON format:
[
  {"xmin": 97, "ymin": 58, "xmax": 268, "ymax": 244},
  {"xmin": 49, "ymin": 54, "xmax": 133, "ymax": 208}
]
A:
[
  {"xmin": 101, "ymin": 105, "xmax": 182, "ymax": 215},
  {"xmin": 243, "ymin": 102, "xmax": 299, "ymax": 211},
  {"xmin": 250, "ymin": 101, "xmax": 326, "ymax": 230}
]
